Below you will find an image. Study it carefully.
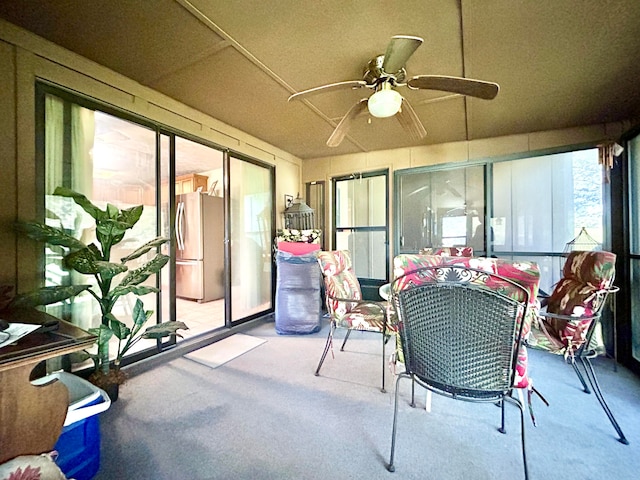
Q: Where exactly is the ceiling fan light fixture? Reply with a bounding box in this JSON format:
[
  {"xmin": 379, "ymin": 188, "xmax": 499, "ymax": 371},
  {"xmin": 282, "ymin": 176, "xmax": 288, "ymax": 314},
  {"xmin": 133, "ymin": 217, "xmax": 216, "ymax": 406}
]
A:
[{"xmin": 367, "ymin": 83, "xmax": 402, "ymax": 118}]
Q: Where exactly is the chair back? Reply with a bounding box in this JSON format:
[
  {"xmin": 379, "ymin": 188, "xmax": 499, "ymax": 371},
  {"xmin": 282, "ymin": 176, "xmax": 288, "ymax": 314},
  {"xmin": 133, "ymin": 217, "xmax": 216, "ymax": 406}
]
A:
[
  {"xmin": 391, "ymin": 265, "xmax": 528, "ymax": 400},
  {"xmin": 393, "ymin": 254, "xmax": 540, "ymax": 389},
  {"xmin": 545, "ymin": 250, "xmax": 616, "ymax": 351},
  {"xmin": 316, "ymin": 250, "xmax": 362, "ymax": 316},
  {"xmin": 419, "ymin": 246, "xmax": 473, "ymax": 257}
]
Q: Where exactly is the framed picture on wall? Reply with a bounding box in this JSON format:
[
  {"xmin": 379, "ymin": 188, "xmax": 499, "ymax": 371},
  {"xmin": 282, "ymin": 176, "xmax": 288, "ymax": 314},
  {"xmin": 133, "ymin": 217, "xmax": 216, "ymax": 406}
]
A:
[{"xmin": 284, "ymin": 194, "xmax": 293, "ymax": 209}]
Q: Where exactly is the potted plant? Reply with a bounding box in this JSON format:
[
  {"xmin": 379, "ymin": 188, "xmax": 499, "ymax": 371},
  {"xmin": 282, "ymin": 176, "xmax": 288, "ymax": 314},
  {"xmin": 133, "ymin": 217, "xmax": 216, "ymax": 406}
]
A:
[{"xmin": 11, "ymin": 187, "xmax": 187, "ymax": 399}]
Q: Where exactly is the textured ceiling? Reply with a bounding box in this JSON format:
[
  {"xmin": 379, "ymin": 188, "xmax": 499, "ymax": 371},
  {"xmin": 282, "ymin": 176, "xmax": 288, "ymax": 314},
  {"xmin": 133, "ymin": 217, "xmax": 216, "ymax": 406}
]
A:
[{"xmin": 1, "ymin": 0, "xmax": 639, "ymax": 160}]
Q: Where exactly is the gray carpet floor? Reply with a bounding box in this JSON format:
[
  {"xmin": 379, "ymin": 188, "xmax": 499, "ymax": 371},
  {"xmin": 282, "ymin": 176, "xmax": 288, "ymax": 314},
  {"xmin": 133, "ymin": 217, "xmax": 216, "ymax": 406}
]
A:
[{"xmin": 95, "ymin": 319, "xmax": 640, "ymax": 480}]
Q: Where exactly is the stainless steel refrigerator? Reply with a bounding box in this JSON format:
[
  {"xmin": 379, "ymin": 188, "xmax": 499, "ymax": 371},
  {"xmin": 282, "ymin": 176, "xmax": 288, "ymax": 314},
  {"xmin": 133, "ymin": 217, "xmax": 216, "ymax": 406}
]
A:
[{"xmin": 176, "ymin": 191, "xmax": 224, "ymax": 302}]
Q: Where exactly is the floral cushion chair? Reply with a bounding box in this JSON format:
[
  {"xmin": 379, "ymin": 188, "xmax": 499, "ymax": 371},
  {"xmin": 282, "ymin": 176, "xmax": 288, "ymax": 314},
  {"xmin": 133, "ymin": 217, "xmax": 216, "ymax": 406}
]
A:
[
  {"xmin": 529, "ymin": 250, "xmax": 628, "ymax": 444},
  {"xmin": 315, "ymin": 250, "xmax": 396, "ymax": 392},
  {"xmin": 419, "ymin": 246, "xmax": 474, "ymax": 257},
  {"xmin": 392, "ymin": 254, "xmax": 545, "ymax": 421}
]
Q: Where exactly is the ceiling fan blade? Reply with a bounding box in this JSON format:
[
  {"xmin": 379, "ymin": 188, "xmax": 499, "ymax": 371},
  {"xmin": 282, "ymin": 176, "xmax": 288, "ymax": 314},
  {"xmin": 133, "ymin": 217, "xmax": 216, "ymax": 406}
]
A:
[
  {"xmin": 408, "ymin": 75, "xmax": 500, "ymax": 100},
  {"xmin": 326, "ymin": 98, "xmax": 368, "ymax": 147},
  {"xmin": 382, "ymin": 35, "xmax": 423, "ymax": 74},
  {"xmin": 288, "ymin": 80, "xmax": 368, "ymax": 102},
  {"xmin": 396, "ymin": 97, "xmax": 427, "ymax": 142}
]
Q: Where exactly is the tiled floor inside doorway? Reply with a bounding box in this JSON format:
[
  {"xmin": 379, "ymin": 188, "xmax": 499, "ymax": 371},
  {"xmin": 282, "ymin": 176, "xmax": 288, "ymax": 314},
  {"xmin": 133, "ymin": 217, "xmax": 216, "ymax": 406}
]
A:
[{"xmin": 176, "ymin": 297, "xmax": 225, "ymax": 340}]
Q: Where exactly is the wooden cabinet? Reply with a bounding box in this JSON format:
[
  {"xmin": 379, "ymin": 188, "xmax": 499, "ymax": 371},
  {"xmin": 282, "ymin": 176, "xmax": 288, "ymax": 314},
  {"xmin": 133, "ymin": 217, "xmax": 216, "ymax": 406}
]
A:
[
  {"xmin": 176, "ymin": 174, "xmax": 208, "ymax": 195},
  {"xmin": 0, "ymin": 310, "xmax": 97, "ymax": 463}
]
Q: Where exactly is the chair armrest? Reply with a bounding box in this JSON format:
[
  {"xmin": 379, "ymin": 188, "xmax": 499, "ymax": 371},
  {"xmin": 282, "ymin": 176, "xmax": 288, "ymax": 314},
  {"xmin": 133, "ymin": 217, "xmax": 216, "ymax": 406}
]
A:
[
  {"xmin": 539, "ymin": 310, "xmax": 600, "ymax": 323},
  {"xmin": 325, "ymin": 293, "xmax": 386, "ymax": 312}
]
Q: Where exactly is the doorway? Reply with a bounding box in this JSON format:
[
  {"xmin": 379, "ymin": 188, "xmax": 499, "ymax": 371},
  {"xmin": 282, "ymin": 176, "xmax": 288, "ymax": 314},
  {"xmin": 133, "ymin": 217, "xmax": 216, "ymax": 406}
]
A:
[
  {"xmin": 172, "ymin": 137, "xmax": 226, "ymax": 339},
  {"xmin": 333, "ymin": 170, "xmax": 389, "ymax": 299}
]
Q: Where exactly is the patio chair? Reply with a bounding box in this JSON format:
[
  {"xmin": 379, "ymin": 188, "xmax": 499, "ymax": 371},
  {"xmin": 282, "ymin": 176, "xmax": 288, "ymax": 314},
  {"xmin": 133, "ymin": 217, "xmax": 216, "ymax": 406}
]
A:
[
  {"xmin": 530, "ymin": 250, "xmax": 628, "ymax": 444},
  {"xmin": 387, "ymin": 264, "xmax": 532, "ymax": 478},
  {"xmin": 418, "ymin": 246, "xmax": 473, "ymax": 257},
  {"xmin": 315, "ymin": 250, "xmax": 396, "ymax": 392}
]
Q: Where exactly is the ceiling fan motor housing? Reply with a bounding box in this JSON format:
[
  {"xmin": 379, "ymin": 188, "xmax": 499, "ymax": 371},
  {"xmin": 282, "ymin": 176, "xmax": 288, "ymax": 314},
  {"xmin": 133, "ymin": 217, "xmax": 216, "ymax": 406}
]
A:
[{"xmin": 363, "ymin": 55, "xmax": 406, "ymax": 86}]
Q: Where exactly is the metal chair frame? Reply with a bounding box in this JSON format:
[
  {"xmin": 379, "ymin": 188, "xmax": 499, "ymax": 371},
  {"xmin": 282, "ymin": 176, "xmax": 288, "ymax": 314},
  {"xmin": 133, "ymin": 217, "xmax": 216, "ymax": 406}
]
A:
[
  {"xmin": 315, "ymin": 292, "xmax": 392, "ymax": 392},
  {"xmin": 387, "ymin": 265, "xmax": 530, "ymax": 479},
  {"xmin": 539, "ymin": 285, "xmax": 628, "ymax": 445}
]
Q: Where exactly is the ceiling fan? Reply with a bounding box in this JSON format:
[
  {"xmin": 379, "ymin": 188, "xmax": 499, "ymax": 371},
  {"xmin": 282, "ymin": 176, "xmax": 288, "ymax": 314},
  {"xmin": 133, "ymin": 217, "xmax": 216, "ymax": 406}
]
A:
[{"xmin": 288, "ymin": 35, "xmax": 500, "ymax": 147}]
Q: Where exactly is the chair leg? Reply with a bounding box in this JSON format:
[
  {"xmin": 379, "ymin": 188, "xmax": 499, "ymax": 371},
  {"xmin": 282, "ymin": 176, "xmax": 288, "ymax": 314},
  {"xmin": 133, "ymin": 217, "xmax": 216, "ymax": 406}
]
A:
[
  {"xmin": 381, "ymin": 332, "xmax": 387, "ymax": 393},
  {"xmin": 340, "ymin": 329, "xmax": 352, "ymax": 351},
  {"xmin": 387, "ymin": 374, "xmax": 405, "ymax": 472},
  {"xmin": 579, "ymin": 355, "xmax": 629, "ymax": 444},
  {"xmin": 315, "ymin": 322, "xmax": 335, "ymax": 376},
  {"xmin": 570, "ymin": 357, "xmax": 591, "ymax": 393},
  {"xmin": 504, "ymin": 395, "xmax": 529, "ymax": 480}
]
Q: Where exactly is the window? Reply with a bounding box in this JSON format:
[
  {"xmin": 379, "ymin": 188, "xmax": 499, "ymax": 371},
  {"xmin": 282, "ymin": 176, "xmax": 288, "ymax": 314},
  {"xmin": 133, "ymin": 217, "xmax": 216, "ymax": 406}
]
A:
[
  {"xmin": 395, "ymin": 148, "xmax": 604, "ymax": 293},
  {"xmin": 396, "ymin": 165, "xmax": 485, "ymax": 254},
  {"xmin": 628, "ymin": 133, "xmax": 640, "ymax": 364},
  {"xmin": 493, "ymin": 149, "xmax": 602, "ymax": 292},
  {"xmin": 334, "ymin": 171, "xmax": 388, "ymax": 296}
]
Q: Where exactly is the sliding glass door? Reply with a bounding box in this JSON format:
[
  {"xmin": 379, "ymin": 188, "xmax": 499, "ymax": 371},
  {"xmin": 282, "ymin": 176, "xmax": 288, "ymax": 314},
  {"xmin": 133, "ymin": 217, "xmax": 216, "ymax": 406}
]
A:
[
  {"xmin": 626, "ymin": 132, "xmax": 640, "ymax": 372},
  {"xmin": 41, "ymin": 91, "xmax": 163, "ymax": 361},
  {"xmin": 228, "ymin": 154, "xmax": 274, "ymax": 323},
  {"xmin": 38, "ymin": 84, "xmax": 277, "ymax": 368}
]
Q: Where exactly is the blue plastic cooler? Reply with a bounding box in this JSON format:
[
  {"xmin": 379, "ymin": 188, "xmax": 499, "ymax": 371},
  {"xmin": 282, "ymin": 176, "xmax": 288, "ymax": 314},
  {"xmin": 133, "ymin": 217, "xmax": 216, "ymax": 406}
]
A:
[{"xmin": 32, "ymin": 372, "xmax": 111, "ymax": 480}]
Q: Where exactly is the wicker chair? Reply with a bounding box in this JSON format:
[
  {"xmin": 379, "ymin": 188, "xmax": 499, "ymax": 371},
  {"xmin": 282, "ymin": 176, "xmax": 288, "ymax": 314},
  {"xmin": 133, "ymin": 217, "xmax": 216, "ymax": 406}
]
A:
[
  {"xmin": 530, "ymin": 250, "xmax": 628, "ymax": 444},
  {"xmin": 387, "ymin": 264, "xmax": 532, "ymax": 478},
  {"xmin": 315, "ymin": 250, "xmax": 396, "ymax": 392}
]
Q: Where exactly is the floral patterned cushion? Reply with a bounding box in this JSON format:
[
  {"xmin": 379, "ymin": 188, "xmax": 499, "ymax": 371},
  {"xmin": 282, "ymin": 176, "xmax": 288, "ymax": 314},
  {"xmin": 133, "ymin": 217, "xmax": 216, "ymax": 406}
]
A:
[
  {"xmin": 316, "ymin": 250, "xmax": 392, "ymax": 332},
  {"xmin": 392, "ymin": 254, "xmax": 541, "ymax": 389},
  {"xmin": 533, "ymin": 250, "xmax": 616, "ymax": 354},
  {"xmin": 419, "ymin": 247, "xmax": 474, "ymax": 257},
  {"xmin": 0, "ymin": 452, "xmax": 68, "ymax": 480}
]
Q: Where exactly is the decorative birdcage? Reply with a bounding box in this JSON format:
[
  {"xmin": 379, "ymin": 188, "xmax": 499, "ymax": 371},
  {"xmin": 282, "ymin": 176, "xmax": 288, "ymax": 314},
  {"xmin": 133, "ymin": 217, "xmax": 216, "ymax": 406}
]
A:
[
  {"xmin": 283, "ymin": 194, "xmax": 315, "ymax": 230},
  {"xmin": 563, "ymin": 227, "xmax": 601, "ymax": 255}
]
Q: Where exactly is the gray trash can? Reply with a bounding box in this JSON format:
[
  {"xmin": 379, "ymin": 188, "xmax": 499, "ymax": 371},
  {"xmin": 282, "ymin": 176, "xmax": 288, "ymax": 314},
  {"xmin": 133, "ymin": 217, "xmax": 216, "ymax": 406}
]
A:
[{"xmin": 275, "ymin": 250, "xmax": 322, "ymax": 334}]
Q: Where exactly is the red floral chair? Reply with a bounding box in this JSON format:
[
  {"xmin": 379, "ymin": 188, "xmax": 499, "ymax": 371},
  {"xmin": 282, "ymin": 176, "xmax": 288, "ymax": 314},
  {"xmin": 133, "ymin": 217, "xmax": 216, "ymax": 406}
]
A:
[
  {"xmin": 393, "ymin": 254, "xmax": 540, "ymax": 392},
  {"xmin": 315, "ymin": 250, "xmax": 396, "ymax": 392},
  {"xmin": 387, "ymin": 257, "xmax": 536, "ymax": 477},
  {"xmin": 418, "ymin": 246, "xmax": 474, "ymax": 257},
  {"xmin": 529, "ymin": 250, "xmax": 628, "ymax": 444}
]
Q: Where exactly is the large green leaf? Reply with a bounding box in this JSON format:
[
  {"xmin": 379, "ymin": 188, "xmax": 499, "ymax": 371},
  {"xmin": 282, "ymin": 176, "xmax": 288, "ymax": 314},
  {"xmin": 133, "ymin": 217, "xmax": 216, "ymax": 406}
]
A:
[
  {"xmin": 132, "ymin": 298, "xmax": 153, "ymax": 330},
  {"xmin": 106, "ymin": 203, "xmax": 119, "ymax": 220},
  {"xmin": 54, "ymin": 187, "xmax": 106, "ymax": 222},
  {"xmin": 119, "ymin": 205, "xmax": 143, "ymax": 228},
  {"xmin": 64, "ymin": 249, "xmax": 127, "ymax": 279},
  {"xmin": 15, "ymin": 222, "xmax": 86, "ymax": 251},
  {"xmin": 108, "ymin": 285, "xmax": 159, "ymax": 301},
  {"xmin": 9, "ymin": 284, "xmax": 91, "ymax": 309},
  {"xmin": 96, "ymin": 218, "xmax": 133, "ymax": 241},
  {"xmin": 88, "ymin": 324, "xmax": 114, "ymax": 349},
  {"xmin": 119, "ymin": 254, "xmax": 170, "ymax": 287},
  {"xmin": 120, "ymin": 237, "xmax": 169, "ymax": 263},
  {"xmin": 142, "ymin": 321, "xmax": 189, "ymax": 340},
  {"xmin": 94, "ymin": 261, "xmax": 128, "ymax": 281},
  {"xmin": 63, "ymin": 248, "xmax": 99, "ymax": 274},
  {"xmin": 109, "ymin": 317, "xmax": 131, "ymax": 340}
]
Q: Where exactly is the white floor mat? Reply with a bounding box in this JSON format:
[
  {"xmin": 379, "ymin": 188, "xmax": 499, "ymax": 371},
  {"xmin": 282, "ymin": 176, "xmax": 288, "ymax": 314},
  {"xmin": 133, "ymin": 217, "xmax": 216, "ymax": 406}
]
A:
[{"xmin": 184, "ymin": 333, "xmax": 266, "ymax": 368}]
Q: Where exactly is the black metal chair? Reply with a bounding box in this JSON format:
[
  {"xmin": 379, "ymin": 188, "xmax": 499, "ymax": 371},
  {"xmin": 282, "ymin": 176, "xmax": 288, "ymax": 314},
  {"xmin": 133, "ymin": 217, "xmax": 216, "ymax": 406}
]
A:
[
  {"xmin": 387, "ymin": 265, "xmax": 531, "ymax": 479},
  {"xmin": 530, "ymin": 250, "xmax": 628, "ymax": 444}
]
